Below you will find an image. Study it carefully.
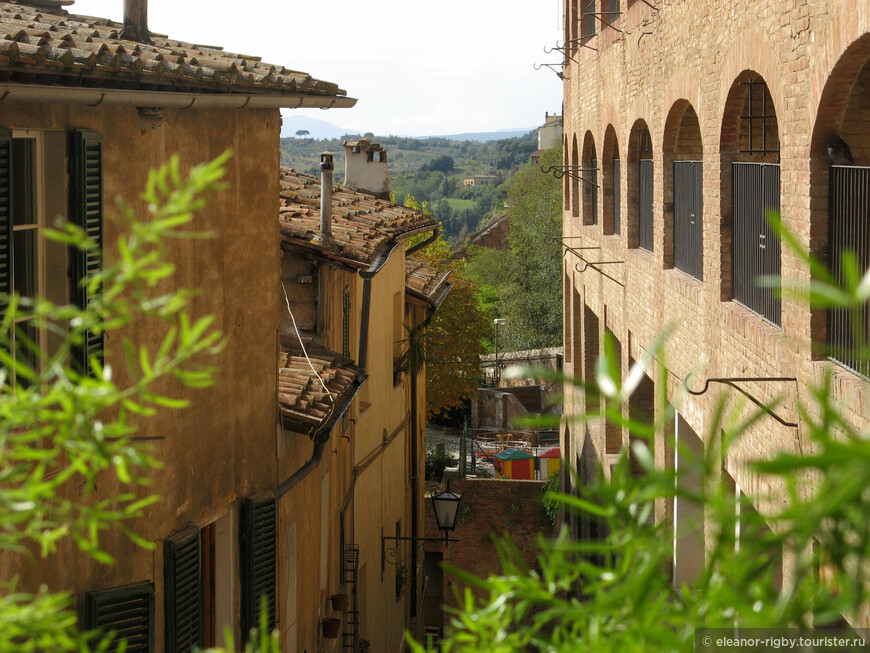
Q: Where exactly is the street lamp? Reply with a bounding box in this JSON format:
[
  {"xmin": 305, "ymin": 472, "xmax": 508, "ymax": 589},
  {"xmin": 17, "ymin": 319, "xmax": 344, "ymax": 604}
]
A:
[
  {"xmin": 493, "ymin": 318, "xmax": 507, "ymax": 387},
  {"xmin": 382, "ymin": 488, "xmax": 463, "ymax": 570}
]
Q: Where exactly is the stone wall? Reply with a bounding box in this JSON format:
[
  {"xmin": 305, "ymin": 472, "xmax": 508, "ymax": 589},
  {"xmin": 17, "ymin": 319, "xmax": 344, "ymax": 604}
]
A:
[{"xmin": 422, "ymin": 478, "xmax": 552, "ymax": 632}]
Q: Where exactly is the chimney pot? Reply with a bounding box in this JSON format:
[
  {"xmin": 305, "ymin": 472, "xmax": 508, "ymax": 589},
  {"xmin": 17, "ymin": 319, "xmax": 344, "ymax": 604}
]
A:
[
  {"xmin": 314, "ymin": 152, "xmax": 336, "ymax": 248},
  {"xmin": 122, "ymin": 0, "xmax": 151, "ymax": 43}
]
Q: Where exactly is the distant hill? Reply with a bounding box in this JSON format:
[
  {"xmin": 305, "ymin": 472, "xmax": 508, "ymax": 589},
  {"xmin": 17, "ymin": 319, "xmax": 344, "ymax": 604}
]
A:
[
  {"xmin": 281, "ymin": 115, "xmax": 360, "ymax": 140},
  {"xmin": 281, "ymin": 115, "xmax": 537, "ymax": 142},
  {"xmin": 424, "ymin": 128, "xmax": 536, "ymax": 142}
]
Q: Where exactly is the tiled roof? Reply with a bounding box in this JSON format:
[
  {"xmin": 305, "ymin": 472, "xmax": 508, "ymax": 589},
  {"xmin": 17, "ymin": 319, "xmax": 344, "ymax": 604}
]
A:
[
  {"xmin": 279, "ymin": 168, "xmax": 438, "ymax": 266},
  {"xmin": 405, "ymin": 257, "xmax": 452, "ymax": 308},
  {"xmin": 278, "ymin": 344, "xmax": 358, "ymax": 435},
  {"xmin": 0, "ymin": 1, "xmax": 349, "ymax": 99}
]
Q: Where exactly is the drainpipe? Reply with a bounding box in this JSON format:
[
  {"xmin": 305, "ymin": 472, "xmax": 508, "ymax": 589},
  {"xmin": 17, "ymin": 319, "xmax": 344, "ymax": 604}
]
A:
[{"xmin": 122, "ymin": 0, "xmax": 152, "ymax": 43}]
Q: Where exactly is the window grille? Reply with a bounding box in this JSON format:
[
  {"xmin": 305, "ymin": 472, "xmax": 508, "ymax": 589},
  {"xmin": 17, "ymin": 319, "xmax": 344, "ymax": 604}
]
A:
[
  {"xmin": 613, "ymin": 158, "xmax": 621, "ymax": 235},
  {"xmin": 732, "ymin": 162, "xmax": 781, "ymax": 325},
  {"xmin": 674, "ymin": 161, "xmax": 703, "ymax": 280},
  {"xmin": 738, "ymin": 78, "xmax": 779, "ymax": 156},
  {"xmin": 633, "ymin": 126, "xmax": 653, "ymax": 251},
  {"xmin": 638, "ymin": 160, "xmax": 654, "ymax": 252},
  {"xmin": 828, "ymin": 165, "xmax": 870, "ymax": 377},
  {"xmin": 590, "ymin": 158, "xmax": 598, "ymax": 225}
]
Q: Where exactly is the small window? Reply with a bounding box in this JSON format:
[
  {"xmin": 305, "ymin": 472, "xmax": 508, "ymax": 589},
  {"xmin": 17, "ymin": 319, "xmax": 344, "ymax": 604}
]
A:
[{"xmin": 580, "ymin": 0, "xmax": 597, "ymax": 41}]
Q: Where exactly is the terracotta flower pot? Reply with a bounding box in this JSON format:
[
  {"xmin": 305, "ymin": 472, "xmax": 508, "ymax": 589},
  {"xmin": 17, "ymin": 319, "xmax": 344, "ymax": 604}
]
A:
[
  {"xmin": 330, "ymin": 593, "xmax": 349, "ymax": 611},
  {"xmin": 322, "ymin": 617, "xmax": 341, "ymax": 639}
]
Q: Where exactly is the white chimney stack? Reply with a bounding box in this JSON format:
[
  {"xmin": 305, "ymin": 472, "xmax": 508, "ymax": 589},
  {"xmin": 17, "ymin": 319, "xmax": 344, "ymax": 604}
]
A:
[
  {"xmin": 343, "ymin": 139, "xmax": 392, "ymax": 200},
  {"xmin": 122, "ymin": 0, "xmax": 151, "ymax": 43}
]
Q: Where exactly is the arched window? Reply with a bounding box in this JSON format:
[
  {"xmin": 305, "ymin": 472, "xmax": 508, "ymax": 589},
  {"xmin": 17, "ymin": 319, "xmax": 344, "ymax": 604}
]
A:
[
  {"xmin": 628, "ymin": 120, "xmax": 653, "ymax": 251},
  {"xmin": 582, "ymin": 131, "xmax": 598, "ymax": 226},
  {"xmin": 811, "ymin": 39, "xmax": 870, "ymax": 376},
  {"xmin": 572, "ymin": 134, "xmax": 580, "ymax": 219},
  {"xmin": 663, "ymin": 101, "xmax": 704, "ymax": 280},
  {"xmin": 602, "ymin": 125, "xmax": 620, "ymax": 235},
  {"xmin": 720, "ymin": 72, "xmax": 781, "ymax": 326}
]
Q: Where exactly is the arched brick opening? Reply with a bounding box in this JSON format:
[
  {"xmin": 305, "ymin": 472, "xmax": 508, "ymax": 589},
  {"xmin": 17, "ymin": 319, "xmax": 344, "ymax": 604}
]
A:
[
  {"xmin": 627, "ymin": 119, "xmax": 653, "ymax": 250},
  {"xmin": 563, "ymin": 134, "xmax": 570, "ymax": 211},
  {"xmin": 719, "ymin": 71, "xmax": 781, "ymax": 325},
  {"xmin": 582, "ymin": 130, "xmax": 598, "ymax": 226},
  {"xmin": 571, "ymin": 133, "xmax": 580, "ymax": 219},
  {"xmin": 602, "ymin": 124, "xmax": 620, "ymax": 236},
  {"xmin": 810, "ymin": 35, "xmax": 870, "ymax": 372},
  {"xmin": 663, "ymin": 101, "xmax": 703, "ymax": 277}
]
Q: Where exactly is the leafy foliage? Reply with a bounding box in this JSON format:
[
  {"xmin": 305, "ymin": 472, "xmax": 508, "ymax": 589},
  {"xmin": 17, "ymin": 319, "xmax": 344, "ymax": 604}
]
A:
[
  {"xmin": 425, "ymin": 447, "xmax": 458, "ymax": 482},
  {"xmin": 466, "ymin": 144, "xmax": 563, "ymax": 352},
  {"xmin": 411, "ymin": 226, "xmax": 870, "ymax": 651},
  {"xmin": 406, "ymin": 233, "xmax": 489, "ymax": 416}
]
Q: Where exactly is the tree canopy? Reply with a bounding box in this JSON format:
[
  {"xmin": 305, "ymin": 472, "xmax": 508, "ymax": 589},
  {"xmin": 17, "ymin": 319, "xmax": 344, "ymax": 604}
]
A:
[
  {"xmin": 466, "ymin": 144, "xmax": 563, "ymax": 352},
  {"xmin": 402, "ymin": 199, "xmax": 489, "ymax": 417}
]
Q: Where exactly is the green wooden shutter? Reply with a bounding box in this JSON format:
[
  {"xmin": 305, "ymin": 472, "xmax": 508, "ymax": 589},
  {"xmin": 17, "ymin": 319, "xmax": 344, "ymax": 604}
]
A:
[
  {"xmin": 84, "ymin": 581, "xmax": 154, "ymax": 653},
  {"xmin": 164, "ymin": 525, "xmax": 201, "ymax": 653},
  {"xmin": 69, "ymin": 129, "xmax": 104, "ymax": 375},
  {"xmin": 241, "ymin": 496, "xmax": 277, "ymax": 635},
  {"xmin": 0, "ymin": 128, "xmax": 12, "ymax": 320}
]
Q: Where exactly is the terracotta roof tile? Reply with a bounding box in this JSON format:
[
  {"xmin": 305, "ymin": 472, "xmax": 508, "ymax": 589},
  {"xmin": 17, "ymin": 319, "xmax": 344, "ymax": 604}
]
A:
[
  {"xmin": 278, "ymin": 344, "xmax": 358, "ymax": 435},
  {"xmin": 279, "ymin": 168, "xmax": 438, "ymax": 266},
  {"xmin": 0, "ymin": 1, "xmax": 349, "ymax": 99},
  {"xmin": 405, "ymin": 257, "xmax": 452, "ymax": 306}
]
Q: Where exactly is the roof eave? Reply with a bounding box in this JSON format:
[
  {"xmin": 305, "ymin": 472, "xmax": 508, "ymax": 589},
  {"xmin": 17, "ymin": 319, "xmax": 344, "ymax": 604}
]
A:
[{"xmin": 0, "ymin": 82, "xmax": 357, "ymax": 109}]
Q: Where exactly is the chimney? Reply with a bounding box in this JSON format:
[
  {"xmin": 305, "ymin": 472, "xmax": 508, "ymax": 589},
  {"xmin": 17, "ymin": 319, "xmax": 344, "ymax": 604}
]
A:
[
  {"xmin": 122, "ymin": 0, "xmax": 152, "ymax": 43},
  {"xmin": 319, "ymin": 152, "xmax": 333, "ymax": 238},
  {"xmin": 311, "ymin": 153, "xmax": 339, "ymax": 250},
  {"xmin": 343, "ymin": 139, "xmax": 392, "ymax": 201}
]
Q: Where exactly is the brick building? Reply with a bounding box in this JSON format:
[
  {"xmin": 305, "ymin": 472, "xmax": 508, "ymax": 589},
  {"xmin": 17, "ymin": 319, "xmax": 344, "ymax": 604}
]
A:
[{"xmin": 561, "ymin": 0, "xmax": 870, "ymax": 596}]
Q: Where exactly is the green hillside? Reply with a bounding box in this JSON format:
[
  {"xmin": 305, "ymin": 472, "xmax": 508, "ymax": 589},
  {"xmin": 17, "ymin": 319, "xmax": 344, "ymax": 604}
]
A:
[{"xmin": 279, "ymin": 130, "xmax": 537, "ymax": 243}]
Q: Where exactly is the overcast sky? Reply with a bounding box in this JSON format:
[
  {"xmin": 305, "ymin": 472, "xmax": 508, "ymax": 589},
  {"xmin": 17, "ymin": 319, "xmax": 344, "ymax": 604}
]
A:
[{"xmin": 72, "ymin": 0, "xmax": 564, "ymax": 136}]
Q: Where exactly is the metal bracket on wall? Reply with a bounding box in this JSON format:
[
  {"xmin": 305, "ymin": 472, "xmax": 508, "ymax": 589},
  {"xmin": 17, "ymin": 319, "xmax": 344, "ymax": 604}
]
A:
[
  {"xmin": 683, "ymin": 375, "xmax": 799, "ymax": 428},
  {"xmin": 533, "ymin": 62, "xmax": 568, "ymax": 80},
  {"xmin": 559, "ymin": 240, "xmax": 625, "ymax": 287},
  {"xmin": 541, "ymin": 165, "xmax": 600, "ymax": 187},
  {"xmin": 543, "ymin": 42, "xmax": 580, "ymax": 65}
]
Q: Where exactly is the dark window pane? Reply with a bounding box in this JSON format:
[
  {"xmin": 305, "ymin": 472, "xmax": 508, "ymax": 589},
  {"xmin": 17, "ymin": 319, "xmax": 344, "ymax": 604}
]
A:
[
  {"xmin": 13, "ymin": 228, "xmax": 35, "ymax": 298},
  {"xmin": 12, "ymin": 139, "xmax": 35, "ymax": 227}
]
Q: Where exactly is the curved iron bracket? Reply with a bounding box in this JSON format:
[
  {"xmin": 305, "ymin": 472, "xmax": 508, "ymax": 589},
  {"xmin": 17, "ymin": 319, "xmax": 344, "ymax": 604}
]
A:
[
  {"xmin": 541, "ymin": 164, "xmax": 600, "ymax": 187},
  {"xmin": 683, "ymin": 374, "xmax": 798, "ymax": 428},
  {"xmin": 533, "ymin": 62, "xmax": 567, "ymax": 80},
  {"xmin": 382, "ymin": 534, "xmax": 458, "ymax": 574},
  {"xmin": 562, "ymin": 242, "xmax": 625, "ymax": 287}
]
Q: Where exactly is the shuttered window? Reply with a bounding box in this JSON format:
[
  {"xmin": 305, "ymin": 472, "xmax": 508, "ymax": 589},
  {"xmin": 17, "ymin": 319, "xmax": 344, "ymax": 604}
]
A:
[
  {"xmin": 241, "ymin": 496, "xmax": 277, "ymax": 635},
  {"xmin": 69, "ymin": 129, "xmax": 104, "ymax": 376},
  {"xmin": 84, "ymin": 581, "xmax": 154, "ymax": 653},
  {"xmin": 164, "ymin": 525, "xmax": 201, "ymax": 653},
  {"xmin": 0, "ymin": 128, "xmax": 11, "ymax": 320}
]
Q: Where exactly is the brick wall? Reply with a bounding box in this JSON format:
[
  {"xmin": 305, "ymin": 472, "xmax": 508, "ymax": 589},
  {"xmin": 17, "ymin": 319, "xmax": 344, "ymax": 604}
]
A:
[
  {"xmin": 423, "ymin": 479, "xmax": 552, "ymax": 618},
  {"xmin": 561, "ymin": 0, "xmax": 870, "ymax": 596}
]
